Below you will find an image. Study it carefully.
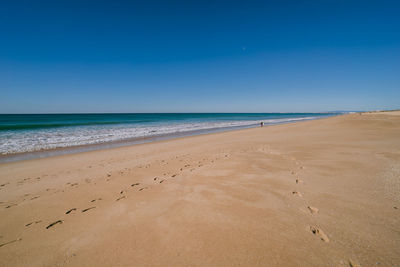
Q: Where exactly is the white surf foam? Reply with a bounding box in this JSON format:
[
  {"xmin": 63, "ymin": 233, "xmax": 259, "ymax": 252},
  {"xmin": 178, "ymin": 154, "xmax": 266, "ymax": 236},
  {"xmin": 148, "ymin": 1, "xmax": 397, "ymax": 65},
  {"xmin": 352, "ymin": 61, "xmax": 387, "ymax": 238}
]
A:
[{"xmin": 0, "ymin": 117, "xmax": 316, "ymax": 154}]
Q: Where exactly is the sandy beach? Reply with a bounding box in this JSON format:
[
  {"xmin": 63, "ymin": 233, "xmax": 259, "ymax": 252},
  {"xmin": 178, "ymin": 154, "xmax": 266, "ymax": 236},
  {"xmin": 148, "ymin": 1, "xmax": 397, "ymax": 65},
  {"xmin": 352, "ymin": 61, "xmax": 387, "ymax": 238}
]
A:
[{"xmin": 0, "ymin": 112, "xmax": 399, "ymax": 266}]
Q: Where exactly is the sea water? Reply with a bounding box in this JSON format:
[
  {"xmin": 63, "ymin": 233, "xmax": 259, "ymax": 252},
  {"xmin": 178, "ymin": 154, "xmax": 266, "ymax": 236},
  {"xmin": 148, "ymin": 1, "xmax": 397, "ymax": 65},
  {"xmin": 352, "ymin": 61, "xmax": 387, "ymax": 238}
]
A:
[{"xmin": 0, "ymin": 113, "xmax": 339, "ymax": 160}]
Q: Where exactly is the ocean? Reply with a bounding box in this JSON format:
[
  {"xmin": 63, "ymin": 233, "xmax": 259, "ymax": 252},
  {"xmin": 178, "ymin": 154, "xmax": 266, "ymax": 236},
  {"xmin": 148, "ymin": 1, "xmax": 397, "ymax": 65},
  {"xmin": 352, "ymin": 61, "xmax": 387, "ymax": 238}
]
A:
[{"xmin": 0, "ymin": 113, "xmax": 339, "ymax": 161}]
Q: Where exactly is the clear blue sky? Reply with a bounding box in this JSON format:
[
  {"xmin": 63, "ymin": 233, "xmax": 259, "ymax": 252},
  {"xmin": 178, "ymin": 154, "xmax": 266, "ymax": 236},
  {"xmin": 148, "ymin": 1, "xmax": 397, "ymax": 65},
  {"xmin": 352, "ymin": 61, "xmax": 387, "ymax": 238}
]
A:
[{"xmin": 1, "ymin": 0, "xmax": 399, "ymax": 113}]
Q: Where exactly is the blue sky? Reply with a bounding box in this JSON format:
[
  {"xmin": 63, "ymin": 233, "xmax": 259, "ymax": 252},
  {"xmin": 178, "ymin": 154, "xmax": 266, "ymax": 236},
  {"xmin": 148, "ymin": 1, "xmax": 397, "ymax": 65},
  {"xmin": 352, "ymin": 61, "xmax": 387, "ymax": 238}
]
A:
[{"xmin": 1, "ymin": 0, "xmax": 399, "ymax": 113}]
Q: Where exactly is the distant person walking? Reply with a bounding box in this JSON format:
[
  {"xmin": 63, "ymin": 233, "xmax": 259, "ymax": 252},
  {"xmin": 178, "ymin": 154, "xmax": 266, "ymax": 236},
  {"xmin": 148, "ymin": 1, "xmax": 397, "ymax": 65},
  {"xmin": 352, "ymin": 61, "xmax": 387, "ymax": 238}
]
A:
[{"xmin": 260, "ymin": 122, "xmax": 264, "ymax": 127}]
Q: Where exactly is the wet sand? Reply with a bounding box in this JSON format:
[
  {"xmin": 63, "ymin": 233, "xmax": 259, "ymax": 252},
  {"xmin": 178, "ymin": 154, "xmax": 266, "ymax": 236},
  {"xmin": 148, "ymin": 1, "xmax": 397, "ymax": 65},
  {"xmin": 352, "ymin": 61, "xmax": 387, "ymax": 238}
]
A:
[{"xmin": 0, "ymin": 112, "xmax": 399, "ymax": 266}]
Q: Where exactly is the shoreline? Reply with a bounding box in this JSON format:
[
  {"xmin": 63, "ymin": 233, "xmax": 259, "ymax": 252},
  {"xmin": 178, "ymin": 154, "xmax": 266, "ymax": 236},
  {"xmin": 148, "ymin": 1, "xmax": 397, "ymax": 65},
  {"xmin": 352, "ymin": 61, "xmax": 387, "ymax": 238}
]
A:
[
  {"xmin": 0, "ymin": 115, "xmax": 334, "ymax": 164},
  {"xmin": 1, "ymin": 111, "xmax": 399, "ymax": 266},
  {"xmin": 0, "ymin": 123, "xmax": 257, "ymax": 164}
]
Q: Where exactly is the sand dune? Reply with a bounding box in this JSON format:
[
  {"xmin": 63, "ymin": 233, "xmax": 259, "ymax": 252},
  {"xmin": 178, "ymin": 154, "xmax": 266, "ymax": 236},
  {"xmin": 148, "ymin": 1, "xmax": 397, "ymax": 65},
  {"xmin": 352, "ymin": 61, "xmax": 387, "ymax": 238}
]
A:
[{"xmin": 0, "ymin": 112, "xmax": 399, "ymax": 266}]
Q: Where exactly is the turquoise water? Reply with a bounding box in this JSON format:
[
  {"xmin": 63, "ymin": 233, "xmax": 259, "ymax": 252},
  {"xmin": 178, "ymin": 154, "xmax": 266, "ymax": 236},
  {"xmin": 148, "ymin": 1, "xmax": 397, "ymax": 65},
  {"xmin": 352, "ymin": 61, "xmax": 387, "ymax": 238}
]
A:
[{"xmin": 0, "ymin": 113, "xmax": 339, "ymax": 156}]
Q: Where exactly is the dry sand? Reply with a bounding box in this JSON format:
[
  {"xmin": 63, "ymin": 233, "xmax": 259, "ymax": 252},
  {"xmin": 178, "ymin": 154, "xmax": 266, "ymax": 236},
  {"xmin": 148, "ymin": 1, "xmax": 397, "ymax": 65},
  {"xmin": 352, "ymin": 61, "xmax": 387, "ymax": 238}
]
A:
[{"xmin": 0, "ymin": 112, "xmax": 399, "ymax": 266}]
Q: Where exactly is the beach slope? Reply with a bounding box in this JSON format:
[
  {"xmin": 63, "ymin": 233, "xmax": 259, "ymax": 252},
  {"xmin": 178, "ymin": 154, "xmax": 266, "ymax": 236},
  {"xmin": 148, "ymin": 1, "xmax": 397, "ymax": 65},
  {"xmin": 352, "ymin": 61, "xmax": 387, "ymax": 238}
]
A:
[{"xmin": 0, "ymin": 112, "xmax": 399, "ymax": 266}]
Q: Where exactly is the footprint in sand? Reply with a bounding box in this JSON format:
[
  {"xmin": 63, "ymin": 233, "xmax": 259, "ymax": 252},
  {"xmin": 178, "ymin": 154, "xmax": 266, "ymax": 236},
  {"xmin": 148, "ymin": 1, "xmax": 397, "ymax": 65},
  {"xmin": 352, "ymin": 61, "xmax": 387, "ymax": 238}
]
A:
[
  {"xmin": 159, "ymin": 180, "xmax": 164, "ymax": 183},
  {"xmin": 154, "ymin": 177, "xmax": 158, "ymax": 181},
  {"xmin": 17, "ymin": 178, "xmax": 31, "ymax": 185},
  {"xmin": 116, "ymin": 196, "xmax": 126, "ymax": 201},
  {"xmin": 292, "ymin": 191, "xmax": 303, "ymax": 197},
  {"xmin": 309, "ymin": 226, "xmax": 329, "ymax": 242},
  {"xmin": 131, "ymin": 183, "xmax": 140, "ymax": 187},
  {"xmin": 82, "ymin": 207, "xmax": 96, "ymax": 213},
  {"xmin": 296, "ymin": 179, "xmax": 304, "ymax": 184},
  {"xmin": 46, "ymin": 220, "xmax": 63, "ymax": 229},
  {"xmin": 66, "ymin": 208, "xmax": 77, "ymax": 214},
  {"xmin": 139, "ymin": 187, "xmax": 148, "ymax": 191},
  {"xmin": 171, "ymin": 174, "xmax": 177, "ymax": 177},
  {"xmin": 0, "ymin": 238, "xmax": 22, "ymax": 248},
  {"xmin": 25, "ymin": 220, "xmax": 42, "ymax": 227},
  {"xmin": 90, "ymin": 198, "xmax": 102, "ymax": 203},
  {"xmin": 307, "ymin": 206, "xmax": 319, "ymax": 214},
  {"xmin": 6, "ymin": 203, "xmax": 18, "ymax": 209}
]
